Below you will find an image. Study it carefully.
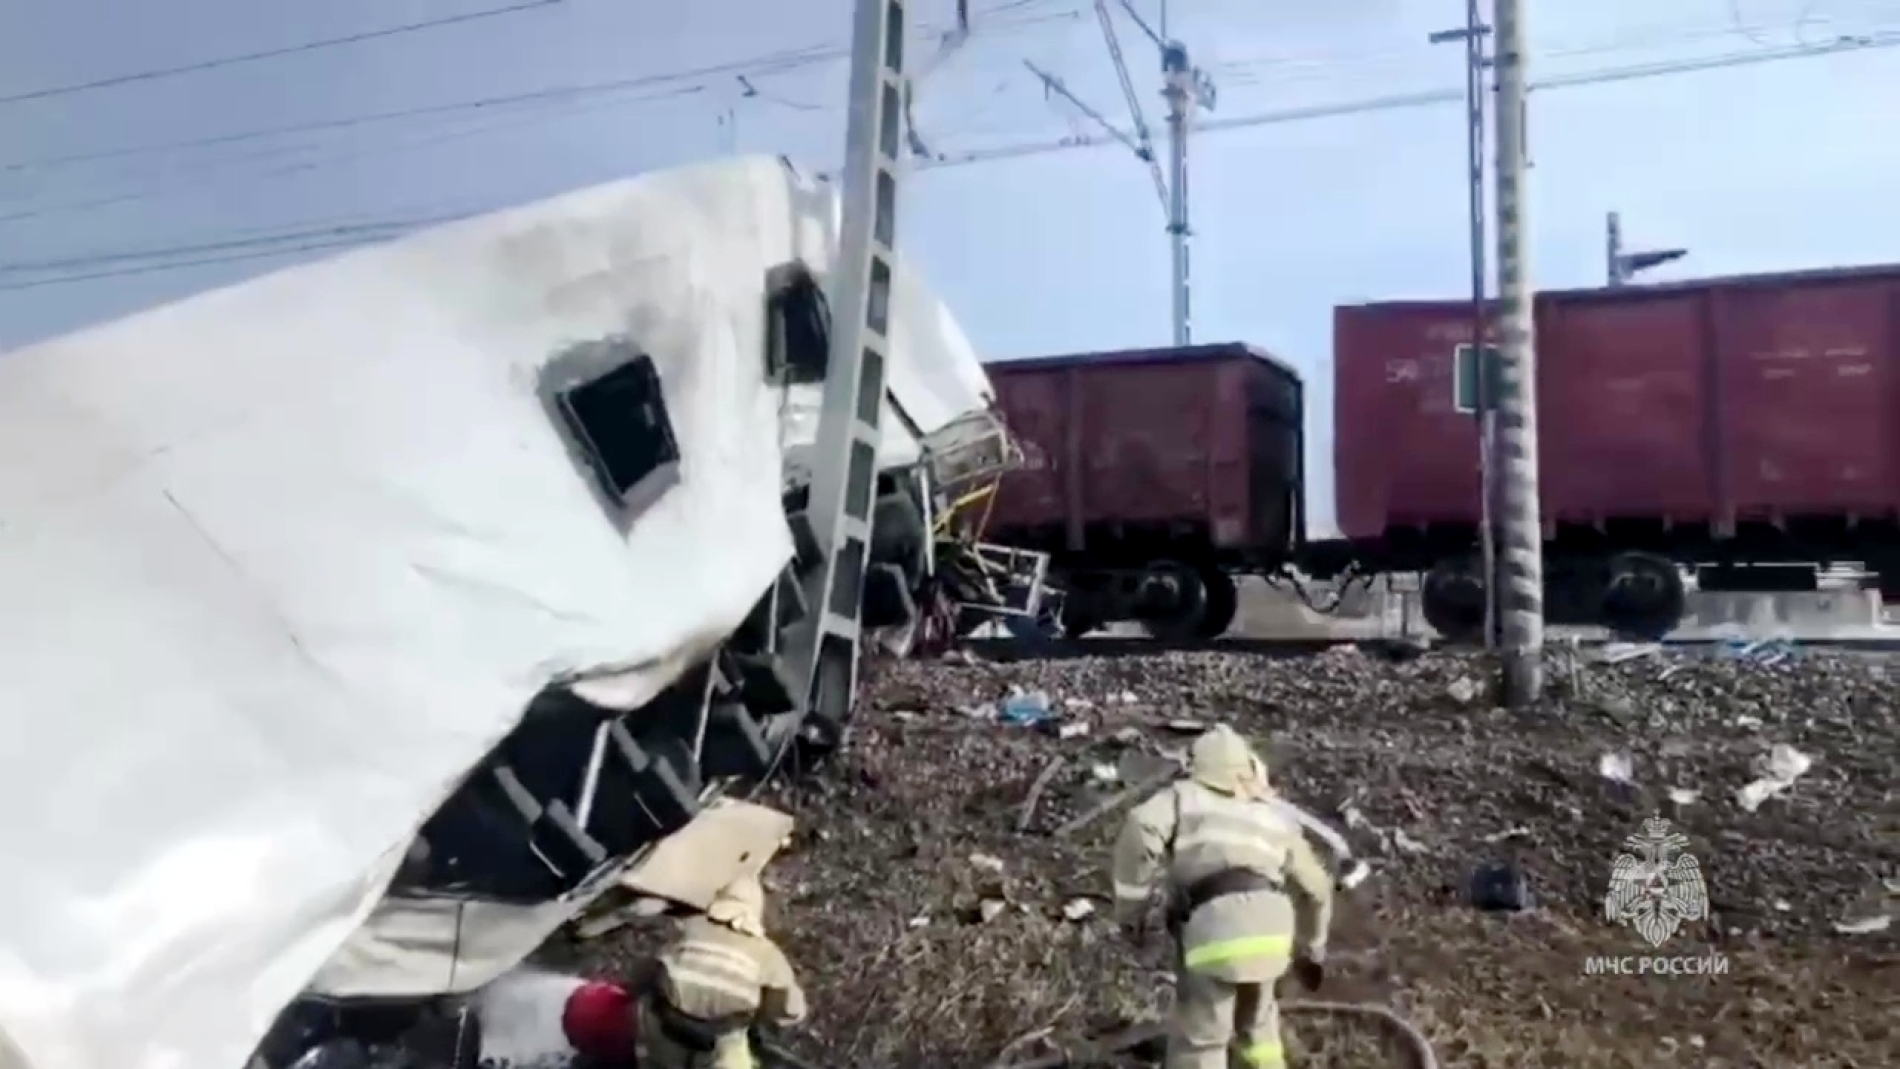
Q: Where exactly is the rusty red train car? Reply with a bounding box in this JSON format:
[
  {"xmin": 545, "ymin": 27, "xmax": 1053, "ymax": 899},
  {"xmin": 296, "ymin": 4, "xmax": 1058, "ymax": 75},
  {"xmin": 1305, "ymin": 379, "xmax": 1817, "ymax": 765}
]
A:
[
  {"xmin": 1330, "ymin": 262, "xmax": 1900, "ymax": 638},
  {"xmin": 985, "ymin": 343, "xmax": 1305, "ymax": 638}
]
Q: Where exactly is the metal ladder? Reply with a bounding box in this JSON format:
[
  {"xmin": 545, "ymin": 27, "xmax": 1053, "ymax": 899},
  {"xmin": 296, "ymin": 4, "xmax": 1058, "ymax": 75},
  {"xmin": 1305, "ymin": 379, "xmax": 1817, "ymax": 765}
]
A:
[{"xmin": 777, "ymin": 0, "xmax": 912, "ymax": 749}]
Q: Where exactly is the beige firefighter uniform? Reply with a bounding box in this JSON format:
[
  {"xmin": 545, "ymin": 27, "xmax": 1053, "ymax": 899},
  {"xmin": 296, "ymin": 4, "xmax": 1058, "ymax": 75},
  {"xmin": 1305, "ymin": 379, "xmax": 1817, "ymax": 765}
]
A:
[
  {"xmin": 642, "ymin": 876, "xmax": 808, "ymax": 1069},
  {"xmin": 1111, "ymin": 725, "xmax": 1335, "ymax": 1069}
]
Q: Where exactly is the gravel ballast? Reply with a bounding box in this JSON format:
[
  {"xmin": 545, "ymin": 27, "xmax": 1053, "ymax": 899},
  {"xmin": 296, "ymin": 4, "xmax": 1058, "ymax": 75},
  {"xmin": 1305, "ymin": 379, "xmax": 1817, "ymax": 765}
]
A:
[{"xmin": 570, "ymin": 641, "xmax": 1900, "ymax": 1069}]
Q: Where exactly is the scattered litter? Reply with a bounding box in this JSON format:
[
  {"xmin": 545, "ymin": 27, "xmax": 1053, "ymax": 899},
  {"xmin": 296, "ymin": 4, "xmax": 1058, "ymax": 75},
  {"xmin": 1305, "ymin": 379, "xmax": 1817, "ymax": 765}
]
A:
[
  {"xmin": 598, "ymin": 641, "xmax": 1900, "ymax": 1068},
  {"xmin": 1597, "ymin": 751, "xmax": 1635, "ymax": 784},
  {"xmin": 1088, "ymin": 762, "xmax": 1120, "ymax": 784},
  {"xmin": 978, "ymin": 898, "xmax": 1007, "ymax": 923},
  {"xmin": 1055, "ymin": 720, "xmax": 1091, "ymax": 739},
  {"xmin": 1000, "ymin": 691, "xmax": 1053, "ymax": 726},
  {"xmin": 1834, "ymin": 915, "xmax": 1893, "ymax": 935},
  {"xmin": 1446, "ymin": 676, "xmax": 1480, "ymax": 704},
  {"xmin": 1389, "ymin": 829, "xmax": 1427, "ymax": 855},
  {"xmin": 1667, "ymin": 787, "xmax": 1701, "ymax": 806},
  {"xmin": 1161, "ymin": 718, "xmax": 1208, "ymax": 734},
  {"xmin": 1060, "ymin": 898, "xmax": 1097, "ymax": 922},
  {"xmin": 969, "ymin": 853, "xmax": 1006, "ymax": 874},
  {"xmin": 1736, "ymin": 743, "xmax": 1814, "ymax": 812},
  {"xmin": 1016, "ymin": 757, "xmax": 1067, "ymax": 833},
  {"xmin": 1721, "ymin": 638, "xmax": 1800, "ymax": 666},
  {"xmin": 1469, "ymin": 860, "xmax": 1533, "ymax": 912},
  {"xmin": 1597, "ymin": 641, "xmax": 1664, "ymax": 665},
  {"xmin": 1481, "ymin": 825, "xmax": 1531, "ymax": 844}
]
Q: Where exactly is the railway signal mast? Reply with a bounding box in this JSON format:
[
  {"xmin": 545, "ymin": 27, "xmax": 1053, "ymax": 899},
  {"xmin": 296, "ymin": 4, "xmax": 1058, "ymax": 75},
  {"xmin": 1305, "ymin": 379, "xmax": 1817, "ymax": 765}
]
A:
[{"xmin": 1025, "ymin": 0, "xmax": 1214, "ymax": 345}]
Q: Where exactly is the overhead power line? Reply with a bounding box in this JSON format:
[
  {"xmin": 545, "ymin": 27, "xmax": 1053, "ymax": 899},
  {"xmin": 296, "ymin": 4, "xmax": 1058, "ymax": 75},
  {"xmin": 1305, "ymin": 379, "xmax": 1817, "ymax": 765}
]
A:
[
  {"xmin": 9, "ymin": 22, "xmax": 1898, "ymax": 292},
  {"xmin": 0, "ymin": 83, "xmax": 708, "ymax": 224},
  {"xmin": 0, "ymin": 216, "xmax": 473, "ymax": 275},
  {"xmin": 0, "ymin": 0, "xmax": 568, "ymax": 107},
  {"xmin": 0, "ymin": 237, "xmax": 386, "ymax": 293},
  {"xmin": 918, "ymin": 28, "xmax": 1900, "ymax": 169},
  {"xmin": 1, "ymin": 0, "xmax": 1076, "ymax": 175}
]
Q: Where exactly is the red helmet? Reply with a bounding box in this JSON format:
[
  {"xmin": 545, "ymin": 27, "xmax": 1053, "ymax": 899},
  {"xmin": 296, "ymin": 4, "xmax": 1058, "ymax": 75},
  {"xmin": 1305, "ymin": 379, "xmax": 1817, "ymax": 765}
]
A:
[{"xmin": 561, "ymin": 979, "xmax": 638, "ymax": 1061}]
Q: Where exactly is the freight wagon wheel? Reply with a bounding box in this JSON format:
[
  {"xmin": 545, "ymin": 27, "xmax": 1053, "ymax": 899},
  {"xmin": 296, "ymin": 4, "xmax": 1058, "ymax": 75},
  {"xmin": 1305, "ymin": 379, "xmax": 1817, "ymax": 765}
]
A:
[
  {"xmin": 1139, "ymin": 561, "xmax": 1208, "ymax": 641},
  {"xmin": 1195, "ymin": 568, "xmax": 1239, "ymax": 639},
  {"xmin": 1600, "ymin": 551, "xmax": 1686, "ymax": 641},
  {"xmin": 1421, "ymin": 557, "xmax": 1487, "ymax": 644}
]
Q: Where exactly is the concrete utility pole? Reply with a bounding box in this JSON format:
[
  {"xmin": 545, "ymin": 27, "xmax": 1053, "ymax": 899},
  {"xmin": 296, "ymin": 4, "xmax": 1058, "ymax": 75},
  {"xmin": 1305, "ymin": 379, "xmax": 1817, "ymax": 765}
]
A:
[
  {"xmin": 1605, "ymin": 211, "xmax": 1688, "ymax": 287},
  {"xmin": 1429, "ymin": 6, "xmax": 1496, "ymax": 651},
  {"xmin": 1491, "ymin": 0, "xmax": 1544, "ymax": 705}
]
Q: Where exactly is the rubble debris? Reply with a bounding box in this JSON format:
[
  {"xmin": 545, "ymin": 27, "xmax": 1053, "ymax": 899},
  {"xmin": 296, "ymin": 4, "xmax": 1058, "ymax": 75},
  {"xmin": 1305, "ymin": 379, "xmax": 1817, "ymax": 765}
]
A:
[
  {"xmin": 564, "ymin": 643, "xmax": 1899, "ymax": 1069},
  {"xmin": 1016, "ymin": 756, "xmax": 1066, "ymax": 833},
  {"xmin": 1836, "ymin": 915, "xmax": 1893, "ymax": 935},
  {"xmin": 1446, "ymin": 675, "xmax": 1481, "ymax": 704},
  {"xmin": 1052, "ymin": 766, "xmax": 1177, "ymax": 839},
  {"xmin": 969, "ymin": 852, "xmax": 1007, "ymax": 874},
  {"xmin": 1736, "ymin": 743, "xmax": 1814, "ymax": 812},
  {"xmin": 1596, "ymin": 751, "xmax": 1635, "ymax": 784},
  {"xmin": 1468, "ymin": 860, "xmax": 1534, "ymax": 912}
]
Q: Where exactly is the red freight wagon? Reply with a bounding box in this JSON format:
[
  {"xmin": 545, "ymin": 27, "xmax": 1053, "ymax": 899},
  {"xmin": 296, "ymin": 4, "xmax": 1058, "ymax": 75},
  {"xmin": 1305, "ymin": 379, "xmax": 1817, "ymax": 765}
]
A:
[
  {"xmin": 985, "ymin": 343, "xmax": 1305, "ymax": 639},
  {"xmin": 1331, "ymin": 262, "xmax": 1900, "ymax": 638}
]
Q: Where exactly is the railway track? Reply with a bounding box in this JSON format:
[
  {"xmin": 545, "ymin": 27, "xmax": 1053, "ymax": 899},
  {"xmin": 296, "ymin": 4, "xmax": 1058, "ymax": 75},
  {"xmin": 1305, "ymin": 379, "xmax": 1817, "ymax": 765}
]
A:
[{"xmin": 957, "ymin": 633, "xmax": 1900, "ymax": 662}]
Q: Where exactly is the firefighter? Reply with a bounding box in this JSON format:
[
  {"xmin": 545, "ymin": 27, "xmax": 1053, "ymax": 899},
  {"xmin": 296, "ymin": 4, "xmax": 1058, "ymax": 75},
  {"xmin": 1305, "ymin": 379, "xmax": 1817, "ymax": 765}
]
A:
[
  {"xmin": 1111, "ymin": 724, "xmax": 1335, "ymax": 1069},
  {"xmin": 643, "ymin": 874, "xmax": 808, "ymax": 1069}
]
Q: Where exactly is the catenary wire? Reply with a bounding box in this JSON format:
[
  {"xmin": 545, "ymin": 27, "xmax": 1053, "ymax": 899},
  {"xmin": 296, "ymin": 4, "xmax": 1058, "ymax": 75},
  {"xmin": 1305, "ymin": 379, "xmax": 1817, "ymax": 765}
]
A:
[
  {"xmin": 4, "ymin": 0, "xmax": 1878, "ymax": 216},
  {"xmin": 0, "ymin": 0, "xmax": 568, "ymax": 107},
  {"xmin": 1, "ymin": 1, "xmax": 1870, "ymax": 228},
  {"xmin": 0, "ymin": 237, "xmax": 391, "ymax": 292},
  {"xmin": 0, "ymin": 3, "xmax": 1081, "ymax": 226},
  {"xmin": 4, "ymin": 30, "xmax": 1890, "ymax": 292},
  {"xmin": 0, "ymin": 83, "xmax": 710, "ymax": 225},
  {"xmin": 917, "ymin": 28, "xmax": 1900, "ymax": 169},
  {"xmin": 0, "ymin": 0, "xmax": 1076, "ymax": 175},
  {"xmin": 0, "ymin": 217, "xmax": 470, "ymax": 275}
]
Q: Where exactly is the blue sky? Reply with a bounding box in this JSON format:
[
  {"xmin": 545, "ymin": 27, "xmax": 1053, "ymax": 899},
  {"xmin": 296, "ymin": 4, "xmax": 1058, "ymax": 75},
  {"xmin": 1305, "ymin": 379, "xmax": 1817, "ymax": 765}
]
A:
[{"xmin": 3, "ymin": 0, "xmax": 1898, "ymax": 528}]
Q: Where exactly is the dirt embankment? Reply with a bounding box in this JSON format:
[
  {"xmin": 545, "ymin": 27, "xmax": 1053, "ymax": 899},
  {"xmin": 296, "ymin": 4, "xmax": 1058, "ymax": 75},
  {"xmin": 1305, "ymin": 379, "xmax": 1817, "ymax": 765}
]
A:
[{"xmin": 573, "ymin": 644, "xmax": 1900, "ymax": 1068}]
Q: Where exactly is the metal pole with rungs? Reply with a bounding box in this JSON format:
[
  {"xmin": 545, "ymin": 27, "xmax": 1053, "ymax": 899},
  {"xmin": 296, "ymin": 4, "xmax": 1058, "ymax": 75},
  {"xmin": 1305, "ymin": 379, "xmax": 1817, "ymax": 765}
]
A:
[
  {"xmin": 1491, "ymin": 0, "xmax": 1544, "ymax": 705},
  {"xmin": 782, "ymin": 0, "xmax": 908, "ymax": 747}
]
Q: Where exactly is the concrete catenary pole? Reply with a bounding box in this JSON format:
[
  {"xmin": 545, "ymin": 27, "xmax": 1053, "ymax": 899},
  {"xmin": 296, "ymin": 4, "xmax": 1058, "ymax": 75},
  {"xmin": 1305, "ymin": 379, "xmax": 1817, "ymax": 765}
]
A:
[{"xmin": 1491, "ymin": 0, "xmax": 1544, "ymax": 704}]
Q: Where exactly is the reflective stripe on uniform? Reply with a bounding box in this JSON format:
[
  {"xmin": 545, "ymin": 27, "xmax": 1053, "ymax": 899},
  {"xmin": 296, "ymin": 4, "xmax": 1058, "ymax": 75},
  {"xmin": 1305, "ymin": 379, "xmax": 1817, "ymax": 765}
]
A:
[
  {"xmin": 1182, "ymin": 933, "xmax": 1292, "ymax": 969},
  {"xmin": 1241, "ymin": 1040, "xmax": 1285, "ymax": 1066},
  {"xmin": 668, "ymin": 939, "xmax": 764, "ymax": 1005}
]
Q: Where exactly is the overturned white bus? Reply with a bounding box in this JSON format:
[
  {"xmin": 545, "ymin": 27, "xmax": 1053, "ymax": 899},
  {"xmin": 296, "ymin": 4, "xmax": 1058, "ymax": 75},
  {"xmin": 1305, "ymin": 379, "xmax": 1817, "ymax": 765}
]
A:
[{"xmin": 0, "ymin": 155, "xmax": 1033, "ymax": 1069}]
